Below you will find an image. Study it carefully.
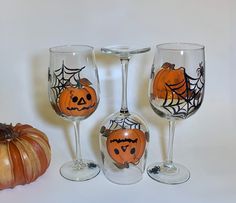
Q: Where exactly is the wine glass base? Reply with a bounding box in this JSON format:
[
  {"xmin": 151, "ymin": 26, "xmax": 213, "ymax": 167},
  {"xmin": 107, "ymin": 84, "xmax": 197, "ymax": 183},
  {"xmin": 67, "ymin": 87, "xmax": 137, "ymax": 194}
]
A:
[
  {"xmin": 60, "ymin": 160, "xmax": 100, "ymax": 181},
  {"xmin": 147, "ymin": 162, "xmax": 190, "ymax": 184}
]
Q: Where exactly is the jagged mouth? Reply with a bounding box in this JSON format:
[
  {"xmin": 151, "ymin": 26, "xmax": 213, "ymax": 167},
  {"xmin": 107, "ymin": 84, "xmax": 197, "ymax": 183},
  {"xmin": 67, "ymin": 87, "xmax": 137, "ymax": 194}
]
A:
[
  {"xmin": 110, "ymin": 138, "xmax": 138, "ymax": 143},
  {"xmin": 66, "ymin": 103, "xmax": 96, "ymax": 111}
]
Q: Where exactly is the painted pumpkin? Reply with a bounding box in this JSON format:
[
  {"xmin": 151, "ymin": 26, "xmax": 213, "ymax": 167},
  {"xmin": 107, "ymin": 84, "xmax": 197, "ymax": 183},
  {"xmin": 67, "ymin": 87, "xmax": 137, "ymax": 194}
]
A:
[
  {"xmin": 0, "ymin": 123, "xmax": 51, "ymax": 189},
  {"xmin": 106, "ymin": 129, "xmax": 146, "ymax": 165},
  {"xmin": 153, "ymin": 62, "xmax": 189, "ymax": 100},
  {"xmin": 58, "ymin": 80, "xmax": 97, "ymax": 117}
]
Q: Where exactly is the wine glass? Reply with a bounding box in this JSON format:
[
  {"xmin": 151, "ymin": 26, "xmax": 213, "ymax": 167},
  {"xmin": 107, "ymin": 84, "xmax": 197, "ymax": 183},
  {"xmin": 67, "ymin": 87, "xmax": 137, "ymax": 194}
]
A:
[
  {"xmin": 99, "ymin": 45, "xmax": 150, "ymax": 184},
  {"xmin": 48, "ymin": 45, "xmax": 100, "ymax": 181},
  {"xmin": 147, "ymin": 43, "xmax": 205, "ymax": 184}
]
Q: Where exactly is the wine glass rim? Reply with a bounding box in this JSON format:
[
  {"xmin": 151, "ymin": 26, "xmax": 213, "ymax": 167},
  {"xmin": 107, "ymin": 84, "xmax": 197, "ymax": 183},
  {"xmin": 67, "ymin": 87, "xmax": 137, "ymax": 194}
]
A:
[
  {"xmin": 49, "ymin": 45, "xmax": 94, "ymax": 53},
  {"xmin": 156, "ymin": 43, "xmax": 205, "ymax": 51}
]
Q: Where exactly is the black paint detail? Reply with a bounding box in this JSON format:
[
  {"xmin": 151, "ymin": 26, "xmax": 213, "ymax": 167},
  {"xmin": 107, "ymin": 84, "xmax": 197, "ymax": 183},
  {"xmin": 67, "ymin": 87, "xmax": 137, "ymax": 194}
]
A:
[
  {"xmin": 51, "ymin": 61, "xmax": 88, "ymax": 101},
  {"xmin": 121, "ymin": 145, "xmax": 129, "ymax": 152},
  {"xmin": 66, "ymin": 102, "xmax": 95, "ymax": 111},
  {"xmin": 110, "ymin": 138, "xmax": 138, "ymax": 143},
  {"xmin": 148, "ymin": 166, "xmax": 161, "ymax": 174},
  {"xmin": 86, "ymin": 93, "xmax": 92, "ymax": 100},
  {"xmin": 77, "ymin": 97, "xmax": 86, "ymax": 105},
  {"xmin": 87, "ymin": 162, "xmax": 97, "ymax": 169},
  {"xmin": 114, "ymin": 148, "xmax": 119, "ymax": 155},
  {"xmin": 72, "ymin": 96, "xmax": 78, "ymax": 103},
  {"xmin": 109, "ymin": 117, "xmax": 141, "ymax": 130},
  {"xmin": 120, "ymin": 109, "xmax": 129, "ymax": 114},
  {"xmin": 159, "ymin": 62, "xmax": 205, "ymax": 119},
  {"xmin": 130, "ymin": 148, "xmax": 136, "ymax": 154}
]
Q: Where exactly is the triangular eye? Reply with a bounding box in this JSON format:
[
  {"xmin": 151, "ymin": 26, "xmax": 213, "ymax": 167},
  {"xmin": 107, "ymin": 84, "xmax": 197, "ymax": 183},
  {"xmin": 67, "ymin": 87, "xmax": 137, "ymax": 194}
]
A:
[{"xmin": 77, "ymin": 97, "xmax": 86, "ymax": 105}]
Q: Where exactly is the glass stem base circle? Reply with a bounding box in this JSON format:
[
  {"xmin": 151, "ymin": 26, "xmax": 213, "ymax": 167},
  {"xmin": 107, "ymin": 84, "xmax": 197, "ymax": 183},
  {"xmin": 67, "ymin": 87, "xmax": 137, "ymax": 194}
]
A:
[
  {"xmin": 147, "ymin": 162, "xmax": 190, "ymax": 184},
  {"xmin": 60, "ymin": 160, "xmax": 100, "ymax": 181}
]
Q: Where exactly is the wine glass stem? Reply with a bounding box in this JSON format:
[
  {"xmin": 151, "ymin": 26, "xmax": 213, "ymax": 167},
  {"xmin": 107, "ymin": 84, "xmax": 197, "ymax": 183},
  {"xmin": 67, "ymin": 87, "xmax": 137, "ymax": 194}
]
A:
[
  {"xmin": 165, "ymin": 120, "xmax": 176, "ymax": 167},
  {"xmin": 73, "ymin": 121, "xmax": 83, "ymax": 164},
  {"xmin": 120, "ymin": 58, "xmax": 129, "ymax": 113}
]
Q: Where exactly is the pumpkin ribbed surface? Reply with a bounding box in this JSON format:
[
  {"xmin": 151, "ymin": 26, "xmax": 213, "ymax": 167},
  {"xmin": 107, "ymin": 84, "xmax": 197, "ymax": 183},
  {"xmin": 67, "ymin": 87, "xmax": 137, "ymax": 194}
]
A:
[{"xmin": 0, "ymin": 123, "xmax": 51, "ymax": 189}]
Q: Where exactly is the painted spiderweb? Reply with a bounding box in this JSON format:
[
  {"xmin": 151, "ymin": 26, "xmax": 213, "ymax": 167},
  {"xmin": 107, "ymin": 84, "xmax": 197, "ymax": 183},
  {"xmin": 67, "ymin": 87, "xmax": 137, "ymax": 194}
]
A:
[
  {"xmin": 109, "ymin": 117, "xmax": 141, "ymax": 130},
  {"xmin": 161, "ymin": 62, "xmax": 205, "ymax": 119},
  {"xmin": 50, "ymin": 61, "xmax": 85, "ymax": 100}
]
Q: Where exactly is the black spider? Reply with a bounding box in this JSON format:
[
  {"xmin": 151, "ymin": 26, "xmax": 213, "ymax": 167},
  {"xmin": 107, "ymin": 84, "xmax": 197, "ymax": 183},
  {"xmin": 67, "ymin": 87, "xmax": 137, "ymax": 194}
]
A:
[{"xmin": 148, "ymin": 166, "xmax": 161, "ymax": 174}]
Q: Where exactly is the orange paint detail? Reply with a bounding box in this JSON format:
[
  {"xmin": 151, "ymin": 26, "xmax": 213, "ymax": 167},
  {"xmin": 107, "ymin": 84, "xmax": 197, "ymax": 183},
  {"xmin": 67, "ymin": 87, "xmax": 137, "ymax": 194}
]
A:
[
  {"xmin": 106, "ymin": 129, "xmax": 146, "ymax": 165},
  {"xmin": 58, "ymin": 84, "xmax": 97, "ymax": 117},
  {"xmin": 153, "ymin": 63, "xmax": 189, "ymax": 100}
]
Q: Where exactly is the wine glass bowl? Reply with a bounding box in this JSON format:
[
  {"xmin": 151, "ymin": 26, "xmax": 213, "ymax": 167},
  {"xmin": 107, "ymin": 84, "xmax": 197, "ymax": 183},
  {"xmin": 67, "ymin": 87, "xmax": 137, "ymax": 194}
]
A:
[
  {"xmin": 48, "ymin": 45, "xmax": 100, "ymax": 181},
  {"xmin": 147, "ymin": 43, "xmax": 205, "ymax": 184},
  {"xmin": 100, "ymin": 111, "xmax": 149, "ymax": 184}
]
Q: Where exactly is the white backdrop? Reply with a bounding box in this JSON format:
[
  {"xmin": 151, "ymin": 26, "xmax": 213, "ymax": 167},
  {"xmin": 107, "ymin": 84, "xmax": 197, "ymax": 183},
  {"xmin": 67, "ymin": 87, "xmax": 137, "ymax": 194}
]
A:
[{"xmin": 0, "ymin": 0, "xmax": 236, "ymax": 203}]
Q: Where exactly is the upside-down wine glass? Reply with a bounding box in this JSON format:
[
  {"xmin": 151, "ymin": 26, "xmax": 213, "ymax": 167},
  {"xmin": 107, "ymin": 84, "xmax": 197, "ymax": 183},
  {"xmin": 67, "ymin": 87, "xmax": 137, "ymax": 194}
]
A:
[
  {"xmin": 48, "ymin": 45, "xmax": 100, "ymax": 181},
  {"xmin": 99, "ymin": 45, "xmax": 150, "ymax": 184},
  {"xmin": 147, "ymin": 43, "xmax": 205, "ymax": 184}
]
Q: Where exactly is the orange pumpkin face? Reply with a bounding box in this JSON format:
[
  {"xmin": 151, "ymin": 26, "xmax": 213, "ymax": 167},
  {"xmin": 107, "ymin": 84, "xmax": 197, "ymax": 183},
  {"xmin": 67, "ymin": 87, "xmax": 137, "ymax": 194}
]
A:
[
  {"xmin": 153, "ymin": 62, "xmax": 189, "ymax": 100},
  {"xmin": 106, "ymin": 129, "xmax": 146, "ymax": 165},
  {"xmin": 58, "ymin": 84, "xmax": 97, "ymax": 117}
]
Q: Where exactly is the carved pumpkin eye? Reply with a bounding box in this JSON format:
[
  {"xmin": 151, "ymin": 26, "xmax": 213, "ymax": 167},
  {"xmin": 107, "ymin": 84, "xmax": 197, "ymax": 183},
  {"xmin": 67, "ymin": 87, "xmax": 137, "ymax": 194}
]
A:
[
  {"xmin": 72, "ymin": 96, "xmax": 78, "ymax": 103},
  {"xmin": 86, "ymin": 93, "xmax": 92, "ymax": 100},
  {"xmin": 130, "ymin": 147, "xmax": 136, "ymax": 154},
  {"xmin": 114, "ymin": 148, "xmax": 119, "ymax": 155}
]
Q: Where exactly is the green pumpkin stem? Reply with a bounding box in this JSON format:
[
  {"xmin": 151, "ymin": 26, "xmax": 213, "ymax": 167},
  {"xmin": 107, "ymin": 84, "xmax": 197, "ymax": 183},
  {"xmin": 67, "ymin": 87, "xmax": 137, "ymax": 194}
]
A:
[{"xmin": 0, "ymin": 123, "xmax": 18, "ymax": 142}]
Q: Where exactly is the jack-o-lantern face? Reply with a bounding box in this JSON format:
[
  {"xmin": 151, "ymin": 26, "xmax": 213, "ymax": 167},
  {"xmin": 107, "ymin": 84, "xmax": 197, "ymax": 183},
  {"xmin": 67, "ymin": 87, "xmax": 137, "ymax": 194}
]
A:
[
  {"xmin": 153, "ymin": 62, "xmax": 190, "ymax": 100},
  {"xmin": 106, "ymin": 129, "xmax": 146, "ymax": 165},
  {"xmin": 58, "ymin": 84, "xmax": 97, "ymax": 117}
]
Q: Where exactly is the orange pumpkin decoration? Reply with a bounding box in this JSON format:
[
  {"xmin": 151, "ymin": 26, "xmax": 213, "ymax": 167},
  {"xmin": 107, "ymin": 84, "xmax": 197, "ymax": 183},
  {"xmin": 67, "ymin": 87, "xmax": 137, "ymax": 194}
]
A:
[
  {"xmin": 153, "ymin": 62, "xmax": 189, "ymax": 100},
  {"xmin": 58, "ymin": 79, "xmax": 97, "ymax": 117},
  {"xmin": 106, "ymin": 129, "xmax": 146, "ymax": 165},
  {"xmin": 0, "ymin": 123, "xmax": 51, "ymax": 189}
]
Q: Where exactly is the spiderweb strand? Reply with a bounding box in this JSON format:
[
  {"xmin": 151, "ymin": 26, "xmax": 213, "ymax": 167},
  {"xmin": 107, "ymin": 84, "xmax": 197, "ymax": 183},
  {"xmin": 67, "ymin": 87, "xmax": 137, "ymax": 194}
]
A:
[
  {"xmin": 162, "ymin": 62, "xmax": 205, "ymax": 119},
  {"xmin": 50, "ymin": 61, "xmax": 85, "ymax": 101},
  {"xmin": 109, "ymin": 117, "xmax": 141, "ymax": 130}
]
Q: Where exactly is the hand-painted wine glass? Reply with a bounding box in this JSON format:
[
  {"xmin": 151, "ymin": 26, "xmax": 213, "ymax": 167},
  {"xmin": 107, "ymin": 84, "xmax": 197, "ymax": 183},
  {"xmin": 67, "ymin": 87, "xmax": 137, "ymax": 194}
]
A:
[
  {"xmin": 147, "ymin": 43, "xmax": 205, "ymax": 184},
  {"xmin": 48, "ymin": 45, "xmax": 100, "ymax": 181},
  {"xmin": 99, "ymin": 45, "xmax": 150, "ymax": 184}
]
